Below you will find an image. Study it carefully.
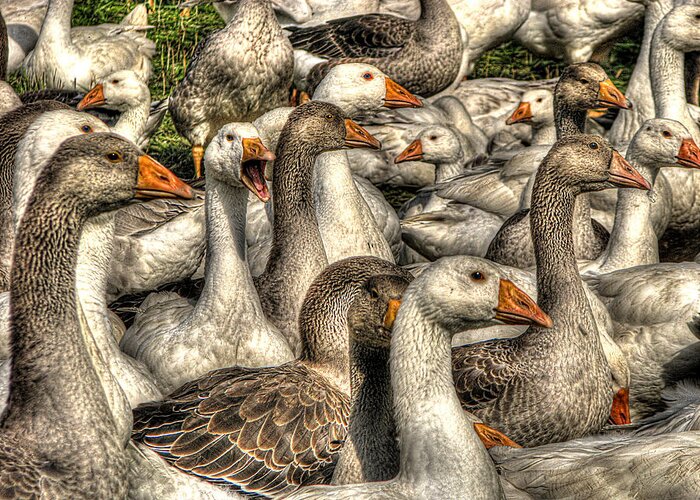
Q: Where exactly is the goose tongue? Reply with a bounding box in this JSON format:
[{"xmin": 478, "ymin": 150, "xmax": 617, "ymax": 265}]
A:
[
  {"xmin": 608, "ymin": 150, "xmax": 651, "ymax": 190},
  {"xmin": 676, "ymin": 138, "xmax": 700, "ymax": 169},
  {"xmin": 77, "ymin": 84, "xmax": 106, "ymax": 111},
  {"xmin": 494, "ymin": 279, "xmax": 553, "ymax": 328},
  {"xmin": 241, "ymin": 137, "xmax": 274, "ymax": 203}
]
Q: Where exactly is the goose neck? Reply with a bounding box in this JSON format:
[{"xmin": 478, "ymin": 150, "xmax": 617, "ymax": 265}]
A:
[
  {"xmin": 434, "ymin": 160, "xmax": 463, "ymax": 183},
  {"xmin": 112, "ymin": 100, "xmax": 149, "ymax": 144},
  {"xmin": 4, "ymin": 190, "xmax": 120, "ymax": 455},
  {"xmin": 418, "ymin": 0, "xmax": 454, "ymax": 21},
  {"xmin": 39, "ymin": 0, "xmax": 73, "ymax": 48},
  {"xmin": 531, "ymin": 123, "xmax": 556, "ymax": 145},
  {"xmin": 390, "ymin": 300, "xmax": 501, "ymax": 491},
  {"xmin": 554, "ymin": 103, "xmax": 586, "ymax": 139}
]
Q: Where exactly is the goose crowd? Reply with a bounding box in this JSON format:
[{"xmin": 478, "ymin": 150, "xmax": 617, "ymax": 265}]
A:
[{"xmin": 0, "ymin": 0, "xmax": 699, "ymax": 498}]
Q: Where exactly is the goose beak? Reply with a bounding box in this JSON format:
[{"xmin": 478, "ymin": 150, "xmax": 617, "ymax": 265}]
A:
[
  {"xmin": 608, "ymin": 150, "xmax": 651, "ymax": 190},
  {"xmin": 395, "ymin": 139, "xmax": 423, "ymax": 164},
  {"xmin": 77, "ymin": 84, "xmax": 106, "ymax": 111},
  {"xmin": 241, "ymin": 137, "xmax": 274, "ymax": 203},
  {"xmin": 608, "ymin": 387, "xmax": 631, "ymax": 425},
  {"xmin": 136, "ymin": 155, "xmax": 194, "ymax": 200},
  {"xmin": 344, "ymin": 119, "xmax": 381, "ymax": 149},
  {"xmin": 506, "ymin": 101, "xmax": 532, "ymax": 125},
  {"xmin": 676, "ymin": 138, "xmax": 700, "ymax": 169},
  {"xmin": 383, "ymin": 298, "xmax": 402, "ymax": 329},
  {"xmin": 494, "ymin": 279, "xmax": 552, "ymax": 328},
  {"xmin": 384, "ymin": 78, "xmax": 422, "ymax": 108},
  {"xmin": 597, "ymin": 79, "xmax": 632, "ymax": 110}
]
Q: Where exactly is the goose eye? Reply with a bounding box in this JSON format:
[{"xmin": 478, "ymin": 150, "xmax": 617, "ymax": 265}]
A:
[
  {"xmin": 81, "ymin": 124, "xmax": 92, "ymax": 133},
  {"xmin": 662, "ymin": 130, "xmax": 672, "ymax": 138},
  {"xmin": 111, "ymin": 80, "xmax": 119, "ymax": 85},
  {"xmin": 362, "ymin": 72, "xmax": 373, "ymax": 80},
  {"xmin": 106, "ymin": 152, "xmax": 122, "ymax": 162},
  {"xmin": 695, "ymin": 13, "xmax": 700, "ymax": 20},
  {"xmin": 326, "ymin": 113, "xmax": 334, "ymax": 120},
  {"xmin": 225, "ymin": 134, "xmax": 234, "ymax": 142},
  {"xmin": 589, "ymin": 142, "xmax": 599, "ymax": 150},
  {"xmin": 470, "ymin": 271, "xmax": 485, "ymax": 281},
  {"xmin": 580, "ymin": 78, "xmax": 589, "ymax": 84},
  {"xmin": 429, "ymin": 135, "xmax": 437, "ymax": 141},
  {"xmin": 536, "ymin": 98, "xmax": 543, "ymax": 102}
]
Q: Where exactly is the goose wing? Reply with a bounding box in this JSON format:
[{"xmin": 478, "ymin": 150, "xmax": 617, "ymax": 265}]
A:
[{"xmin": 132, "ymin": 364, "xmax": 349, "ymax": 497}]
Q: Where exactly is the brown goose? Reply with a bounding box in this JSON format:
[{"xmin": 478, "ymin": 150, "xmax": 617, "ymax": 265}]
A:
[
  {"xmin": 253, "ymin": 101, "xmax": 380, "ymax": 353},
  {"xmin": 452, "ymin": 135, "xmax": 650, "ymax": 447},
  {"xmin": 132, "ymin": 256, "xmax": 412, "ymax": 497},
  {"xmin": 288, "ymin": 0, "xmax": 462, "ymax": 97},
  {"xmin": 0, "ymin": 133, "xmax": 190, "ymax": 497}
]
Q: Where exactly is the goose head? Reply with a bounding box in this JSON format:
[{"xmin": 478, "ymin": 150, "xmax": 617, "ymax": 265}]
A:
[
  {"xmin": 313, "ymin": 63, "xmax": 422, "ymax": 117},
  {"xmin": 657, "ymin": 4, "xmax": 700, "ymax": 52},
  {"xmin": 630, "ymin": 118, "xmax": 700, "ymax": 170},
  {"xmin": 77, "ymin": 70, "xmax": 149, "ymax": 113},
  {"xmin": 204, "ymin": 122, "xmax": 275, "ymax": 202},
  {"xmin": 347, "ymin": 274, "xmax": 410, "ymax": 351},
  {"xmin": 394, "ymin": 125, "xmax": 464, "ymax": 165},
  {"xmin": 542, "ymin": 134, "xmax": 651, "ymax": 193},
  {"xmin": 506, "ymin": 88, "xmax": 554, "ymax": 126},
  {"xmin": 43, "ymin": 133, "xmax": 192, "ymax": 213},
  {"xmin": 283, "ymin": 101, "xmax": 381, "ymax": 154},
  {"xmin": 555, "ymin": 63, "xmax": 632, "ymax": 111},
  {"xmin": 403, "ymin": 256, "xmax": 552, "ymax": 334}
]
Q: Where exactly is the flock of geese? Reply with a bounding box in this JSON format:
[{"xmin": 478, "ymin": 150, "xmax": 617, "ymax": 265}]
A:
[{"xmin": 0, "ymin": 0, "xmax": 699, "ymax": 498}]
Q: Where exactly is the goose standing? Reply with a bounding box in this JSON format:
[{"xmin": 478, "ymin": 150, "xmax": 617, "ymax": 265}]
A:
[
  {"xmin": 452, "ymin": 135, "xmax": 650, "ymax": 447},
  {"xmin": 0, "ymin": 133, "xmax": 188, "ymax": 497},
  {"xmin": 169, "ymin": 0, "xmax": 293, "ymax": 178},
  {"xmin": 120, "ymin": 123, "xmax": 294, "ymax": 393},
  {"xmin": 287, "ymin": 256, "xmax": 552, "ymax": 499},
  {"xmin": 23, "ymin": 0, "xmax": 154, "ymax": 90}
]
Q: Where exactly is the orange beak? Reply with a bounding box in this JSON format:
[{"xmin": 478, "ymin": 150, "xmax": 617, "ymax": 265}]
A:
[
  {"xmin": 597, "ymin": 79, "xmax": 632, "ymax": 110},
  {"xmin": 395, "ymin": 139, "xmax": 423, "ymax": 164},
  {"xmin": 136, "ymin": 155, "xmax": 194, "ymax": 200},
  {"xmin": 240, "ymin": 137, "xmax": 274, "ymax": 203},
  {"xmin": 494, "ymin": 279, "xmax": 553, "ymax": 328},
  {"xmin": 608, "ymin": 150, "xmax": 651, "ymax": 190},
  {"xmin": 383, "ymin": 298, "xmax": 402, "ymax": 329},
  {"xmin": 608, "ymin": 387, "xmax": 631, "ymax": 425},
  {"xmin": 506, "ymin": 101, "xmax": 532, "ymax": 125},
  {"xmin": 344, "ymin": 119, "xmax": 381, "ymax": 149},
  {"xmin": 383, "ymin": 78, "xmax": 422, "ymax": 109},
  {"xmin": 676, "ymin": 138, "xmax": 700, "ymax": 169},
  {"xmin": 77, "ymin": 84, "xmax": 106, "ymax": 111}
]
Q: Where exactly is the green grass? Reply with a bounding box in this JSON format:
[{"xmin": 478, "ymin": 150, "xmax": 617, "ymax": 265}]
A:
[{"xmin": 13, "ymin": 0, "xmax": 641, "ymax": 178}]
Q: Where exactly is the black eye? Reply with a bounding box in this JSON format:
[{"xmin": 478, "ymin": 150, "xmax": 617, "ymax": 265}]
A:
[
  {"xmin": 225, "ymin": 134, "xmax": 234, "ymax": 141},
  {"xmin": 326, "ymin": 113, "xmax": 334, "ymax": 119},
  {"xmin": 81, "ymin": 125, "xmax": 92, "ymax": 133},
  {"xmin": 589, "ymin": 142, "xmax": 599, "ymax": 150},
  {"xmin": 662, "ymin": 130, "xmax": 672, "ymax": 138},
  {"xmin": 536, "ymin": 98, "xmax": 543, "ymax": 102},
  {"xmin": 470, "ymin": 271, "xmax": 485, "ymax": 281},
  {"xmin": 106, "ymin": 152, "xmax": 122, "ymax": 162},
  {"xmin": 111, "ymin": 79, "xmax": 119, "ymax": 85},
  {"xmin": 362, "ymin": 72, "xmax": 373, "ymax": 80},
  {"xmin": 429, "ymin": 135, "xmax": 437, "ymax": 141},
  {"xmin": 695, "ymin": 13, "xmax": 700, "ymax": 20},
  {"xmin": 580, "ymin": 78, "xmax": 589, "ymax": 84}
]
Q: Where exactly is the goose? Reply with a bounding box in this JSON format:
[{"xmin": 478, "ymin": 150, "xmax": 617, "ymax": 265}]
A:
[
  {"xmin": 287, "ymin": 0, "xmax": 463, "ymax": 97},
  {"xmin": 131, "ymin": 256, "xmax": 413, "ymax": 497},
  {"xmin": 120, "ymin": 123, "xmax": 294, "ymax": 393},
  {"xmin": 452, "ymin": 135, "xmax": 650, "ymax": 447},
  {"xmin": 512, "ymin": 0, "xmax": 644, "ymax": 63},
  {"xmin": 0, "ymin": 0, "xmax": 47, "ymax": 73},
  {"xmin": 180, "ymin": 0, "xmax": 313, "ymax": 24},
  {"xmin": 485, "ymin": 63, "xmax": 632, "ymax": 269},
  {"xmin": 285, "ymin": 256, "xmax": 552, "ymax": 499},
  {"xmin": 632, "ymin": 380, "xmax": 700, "ymax": 436},
  {"xmin": 169, "ymin": 0, "xmax": 293, "ymax": 178},
  {"xmin": 23, "ymin": 0, "xmax": 154, "ymax": 90},
  {"xmin": 0, "ymin": 100, "xmax": 72, "ymax": 291},
  {"xmin": 76, "ymin": 70, "xmax": 167, "ymax": 149},
  {"xmin": 254, "ymin": 101, "xmax": 380, "ymax": 352},
  {"xmin": 0, "ymin": 133, "xmax": 188, "ymax": 497}
]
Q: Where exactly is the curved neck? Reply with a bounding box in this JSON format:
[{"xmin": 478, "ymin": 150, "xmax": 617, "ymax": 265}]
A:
[
  {"xmin": 113, "ymin": 100, "xmax": 149, "ymax": 144},
  {"xmin": 554, "ymin": 102, "xmax": 586, "ymax": 139},
  {"xmin": 3, "ymin": 188, "xmax": 119, "ymax": 456},
  {"xmin": 434, "ymin": 160, "xmax": 463, "ymax": 183},
  {"xmin": 390, "ymin": 300, "xmax": 502, "ymax": 493},
  {"xmin": 39, "ymin": 0, "xmax": 73, "ymax": 49}
]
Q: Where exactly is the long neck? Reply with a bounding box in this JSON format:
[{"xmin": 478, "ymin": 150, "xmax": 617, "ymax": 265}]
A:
[
  {"xmin": 390, "ymin": 301, "xmax": 502, "ymax": 493},
  {"xmin": 113, "ymin": 100, "xmax": 150, "ymax": 144},
  {"xmin": 434, "ymin": 160, "xmax": 463, "ymax": 183},
  {"xmin": 554, "ymin": 102, "xmax": 586, "ymax": 139},
  {"xmin": 333, "ymin": 343, "xmax": 398, "ymax": 485},
  {"xmin": 3, "ymin": 190, "xmax": 119, "ymax": 456},
  {"xmin": 38, "ymin": 0, "xmax": 73, "ymax": 49},
  {"xmin": 599, "ymin": 155, "xmax": 660, "ymax": 272},
  {"xmin": 531, "ymin": 122, "xmax": 557, "ymax": 145},
  {"xmin": 418, "ymin": 0, "xmax": 453, "ymax": 21},
  {"xmin": 651, "ymin": 27, "xmax": 700, "ymax": 141}
]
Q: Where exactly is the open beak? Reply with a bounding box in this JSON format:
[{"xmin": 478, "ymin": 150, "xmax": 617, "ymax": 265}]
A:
[
  {"xmin": 395, "ymin": 139, "xmax": 423, "ymax": 164},
  {"xmin": 344, "ymin": 119, "xmax": 381, "ymax": 149},
  {"xmin": 77, "ymin": 84, "xmax": 106, "ymax": 111},
  {"xmin": 608, "ymin": 387, "xmax": 631, "ymax": 425},
  {"xmin": 676, "ymin": 138, "xmax": 700, "ymax": 169},
  {"xmin": 506, "ymin": 101, "xmax": 532, "ymax": 125},
  {"xmin": 597, "ymin": 79, "xmax": 632, "ymax": 110},
  {"xmin": 608, "ymin": 150, "xmax": 651, "ymax": 190},
  {"xmin": 136, "ymin": 155, "xmax": 194, "ymax": 200},
  {"xmin": 494, "ymin": 279, "xmax": 552, "ymax": 328},
  {"xmin": 383, "ymin": 298, "xmax": 402, "ymax": 329},
  {"xmin": 241, "ymin": 137, "xmax": 274, "ymax": 203},
  {"xmin": 384, "ymin": 78, "xmax": 422, "ymax": 108}
]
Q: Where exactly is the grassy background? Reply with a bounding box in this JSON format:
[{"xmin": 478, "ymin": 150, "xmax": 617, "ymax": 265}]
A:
[{"xmin": 10, "ymin": 0, "xmax": 642, "ymax": 179}]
